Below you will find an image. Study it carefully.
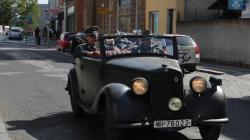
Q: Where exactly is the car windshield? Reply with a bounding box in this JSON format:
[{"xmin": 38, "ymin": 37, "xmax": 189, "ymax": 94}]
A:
[
  {"xmin": 102, "ymin": 36, "xmax": 174, "ymax": 57},
  {"xmin": 64, "ymin": 33, "xmax": 75, "ymax": 40},
  {"xmin": 10, "ymin": 29, "xmax": 21, "ymax": 32}
]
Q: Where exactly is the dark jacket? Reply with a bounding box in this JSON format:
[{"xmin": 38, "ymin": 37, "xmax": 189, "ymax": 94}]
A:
[
  {"xmin": 73, "ymin": 41, "xmax": 96, "ymax": 58},
  {"xmin": 35, "ymin": 28, "xmax": 40, "ymax": 37},
  {"xmin": 70, "ymin": 36, "xmax": 84, "ymax": 54}
]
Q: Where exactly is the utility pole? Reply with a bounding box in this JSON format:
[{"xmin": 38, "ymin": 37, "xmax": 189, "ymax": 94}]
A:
[{"xmin": 63, "ymin": 0, "xmax": 67, "ymax": 32}]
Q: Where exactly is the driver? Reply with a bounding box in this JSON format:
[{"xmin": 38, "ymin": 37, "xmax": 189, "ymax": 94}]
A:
[{"xmin": 73, "ymin": 26, "xmax": 100, "ymax": 58}]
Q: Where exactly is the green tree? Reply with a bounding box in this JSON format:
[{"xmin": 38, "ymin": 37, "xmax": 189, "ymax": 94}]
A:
[
  {"xmin": 0, "ymin": 0, "xmax": 16, "ymax": 28},
  {"xmin": 16, "ymin": 0, "xmax": 41, "ymax": 29},
  {"xmin": 0, "ymin": 0, "xmax": 40, "ymax": 30}
]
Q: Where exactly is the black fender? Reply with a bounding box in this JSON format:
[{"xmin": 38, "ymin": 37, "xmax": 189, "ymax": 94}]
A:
[
  {"xmin": 68, "ymin": 68, "xmax": 76, "ymax": 80},
  {"xmin": 92, "ymin": 83, "xmax": 149, "ymax": 122},
  {"xmin": 184, "ymin": 85, "xmax": 227, "ymax": 124},
  {"xmin": 66, "ymin": 68, "xmax": 79, "ymax": 97}
]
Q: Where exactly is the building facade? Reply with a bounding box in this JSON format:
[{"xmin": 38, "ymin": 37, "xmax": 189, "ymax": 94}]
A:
[
  {"xmin": 145, "ymin": 0, "xmax": 177, "ymax": 34},
  {"xmin": 49, "ymin": 0, "xmax": 178, "ymax": 34},
  {"xmin": 177, "ymin": 0, "xmax": 250, "ymax": 21}
]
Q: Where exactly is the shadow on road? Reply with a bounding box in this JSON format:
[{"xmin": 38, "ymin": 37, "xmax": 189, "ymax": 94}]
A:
[
  {"xmin": 6, "ymin": 112, "xmax": 199, "ymax": 140},
  {"xmin": 7, "ymin": 112, "xmax": 103, "ymax": 140},
  {"xmin": 220, "ymin": 98, "xmax": 250, "ymax": 140},
  {"xmin": 0, "ymin": 49, "xmax": 73, "ymax": 64}
]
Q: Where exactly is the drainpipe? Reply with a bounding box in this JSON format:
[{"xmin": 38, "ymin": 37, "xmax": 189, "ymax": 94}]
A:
[
  {"xmin": 116, "ymin": 0, "xmax": 119, "ymax": 30},
  {"xmin": 93, "ymin": 0, "xmax": 96, "ymax": 25},
  {"xmin": 108, "ymin": 0, "xmax": 112, "ymax": 34},
  {"xmin": 63, "ymin": 0, "xmax": 67, "ymax": 32},
  {"xmin": 135, "ymin": 0, "xmax": 138, "ymax": 31}
]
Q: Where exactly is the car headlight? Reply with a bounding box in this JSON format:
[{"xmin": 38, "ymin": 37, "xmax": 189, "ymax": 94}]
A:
[
  {"xmin": 168, "ymin": 97, "xmax": 182, "ymax": 111},
  {"xmin": 132, "ymin": 77, "xmax": 148, "ymax": 95},
  {"xmin": 190, "ymin": 76, "xmax": 207, "ymax": 93}
]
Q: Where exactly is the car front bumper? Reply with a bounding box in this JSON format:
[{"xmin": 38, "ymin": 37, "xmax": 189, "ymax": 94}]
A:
[
  {"xmin": 113, "ymin": 117, "xmax": 229, "ymax": 129},
  {"xmin": 197, "ymin": 118, "xmax": 229, "ymax": 125}
]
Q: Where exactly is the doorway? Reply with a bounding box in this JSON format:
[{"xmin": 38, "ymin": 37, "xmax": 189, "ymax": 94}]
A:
[{"xmin": 149, "ymin": 11, "xmax": 159, "ymax": 33}]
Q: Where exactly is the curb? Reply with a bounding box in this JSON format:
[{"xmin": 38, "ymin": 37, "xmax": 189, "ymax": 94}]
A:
[
  {"xmin": 196, "ymin": 68, "xmax": 225, "ymax": 75},
  {"xmin": 0, "ymin": 116, "xmax": 11, "ymax": 140},
  {"xmin": 53, "ymin": 50, "xmax": 73, "ymax": 57}
]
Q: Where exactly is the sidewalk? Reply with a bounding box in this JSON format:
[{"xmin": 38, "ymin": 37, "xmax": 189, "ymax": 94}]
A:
[
  {"xmin": 25, "ymin": 36, "xmax": 56, "ymax": 49},
  {"xmin": 0, "ymin": 116, "xmax": 11, "ymax": 140}
]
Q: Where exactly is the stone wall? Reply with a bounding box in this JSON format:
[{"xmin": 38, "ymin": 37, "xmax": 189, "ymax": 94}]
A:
[{"xmin": 177, "ymin": 19, "xmax": 250, "ymax": 66}]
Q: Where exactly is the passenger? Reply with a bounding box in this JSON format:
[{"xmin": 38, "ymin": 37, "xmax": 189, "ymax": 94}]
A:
[
  {"xmin": 73, "ymin": 26, "xmax": 100, "ymax": 58},
  {"xmin": 132, "ymin": 37, "xmax": 153, "ymax": 53}
]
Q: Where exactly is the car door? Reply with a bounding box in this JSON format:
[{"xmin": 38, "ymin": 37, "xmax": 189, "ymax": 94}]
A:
[{"xmin": 79, "ymin": 57, "xmax": 104, "ymax": 108}]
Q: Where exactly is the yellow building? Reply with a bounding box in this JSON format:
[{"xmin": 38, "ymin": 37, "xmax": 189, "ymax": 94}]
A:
[{"xmin": 145, "ymin": 0, "xmax": 179, "ymax": 34}]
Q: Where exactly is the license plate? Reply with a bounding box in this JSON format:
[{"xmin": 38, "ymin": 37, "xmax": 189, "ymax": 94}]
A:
[{"xmin": 154, "ymin": 119, "xmax": 192, "ymax": 128}]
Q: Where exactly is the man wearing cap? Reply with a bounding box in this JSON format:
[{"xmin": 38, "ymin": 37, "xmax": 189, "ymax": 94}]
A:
[
  {"xmin": 132, "ymin": 37, "xmax": 153, "ymax": 53},
  {"xmin": 73, "ymin": 26, "xmax": 100, "ymax": 58}
]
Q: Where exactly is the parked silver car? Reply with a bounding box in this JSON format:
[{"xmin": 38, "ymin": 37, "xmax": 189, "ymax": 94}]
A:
[
  {"xmin": 176, "ymin": 35, "xmax": 200, "ymax": 72},
  {"xmin": 9, "ymin": 29, "xmax": 23, "ymax": 40}
]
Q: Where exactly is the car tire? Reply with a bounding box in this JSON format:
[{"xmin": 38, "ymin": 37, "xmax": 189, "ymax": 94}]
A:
[
  {"xmin": 199, "ymin": 125, "xmax": 221, "ymax": 140},
  {"xmin": 104, "ymin": 103, "xmax": 125, "ymax": 140},
  {"xmin": 69, "ymin": 78, "xmax": 84, "ymax": 117},
  {"xmin": 57, "ymin": 46, "xmax": 61, "ymax": 51}
]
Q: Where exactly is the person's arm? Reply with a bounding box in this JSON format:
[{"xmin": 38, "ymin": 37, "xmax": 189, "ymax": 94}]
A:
[
  {"xmin": 73, "ymin": 44, "xmax": 98, "ymax": 58},
  {"xmin": 73, "ymin": 44, "xmax": 85, "ymax": 58}
]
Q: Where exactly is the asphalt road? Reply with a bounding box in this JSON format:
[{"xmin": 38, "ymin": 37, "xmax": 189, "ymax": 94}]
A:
[{"xmin": 0, "ymin": 38, "xmax": 249, "ymax": 140}]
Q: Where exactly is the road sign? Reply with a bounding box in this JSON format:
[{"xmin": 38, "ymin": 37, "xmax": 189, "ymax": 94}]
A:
[
  {"xmin": 97, "ymin": 7, "xmax": 110, "ymax": 15},
  {"xmin": 228, "ymin": 0, "xmax": 245, "ymax": 10}
]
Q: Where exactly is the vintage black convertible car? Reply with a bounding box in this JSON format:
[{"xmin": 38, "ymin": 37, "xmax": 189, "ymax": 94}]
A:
[{"xmin": 66, "ymin": 35, "xmax": 228, "ymax": 140}]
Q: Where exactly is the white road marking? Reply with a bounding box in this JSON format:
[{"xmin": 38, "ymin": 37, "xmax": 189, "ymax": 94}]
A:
[
  {"xmin": 44, "ymin": 74, "xmax": 68, "ymax": 81},
  {"xmin": 22, "ymin": 60, "xmax": 68, "ymax": 81},
  {"xmin": 0, "ymin": 63, "xmax": 8, "ymax": 66},
  {"xmin": 0, "ymin": 116, "xmax": 11, "ymax": 140},
  {"xmin": 0, "ymin": 72, "xmax": 27, "ymax": 76},
  {"xmin": 0, "ymin": 47, "xmax": 55, "ymax": 51}
]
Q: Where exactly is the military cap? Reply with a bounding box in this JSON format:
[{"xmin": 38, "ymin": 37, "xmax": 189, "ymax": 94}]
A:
[
  {"xmin": 85, "ymin": 26, "xmax": 99, "ymax": 36},
  {"xmin": 142, "ymin": 37, "xmax": 153, "ymax": 41}
]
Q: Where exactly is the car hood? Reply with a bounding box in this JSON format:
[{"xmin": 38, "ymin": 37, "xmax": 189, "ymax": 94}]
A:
[{"xmin": 106, "ymin": 57, "xmax": 181, "ymax": 72}]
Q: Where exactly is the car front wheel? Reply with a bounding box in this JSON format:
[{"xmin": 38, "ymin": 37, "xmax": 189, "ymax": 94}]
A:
[
  {"xmin": 104, "ymin": 103, "xmax": 125, "ymax": 140},
  {"xmin": 199, "ymin": 125, "xmax": 221, "ymax": 140},
  {"xmin": 57, "ymin": 46, "xmax": 61, "ymax": 51}
]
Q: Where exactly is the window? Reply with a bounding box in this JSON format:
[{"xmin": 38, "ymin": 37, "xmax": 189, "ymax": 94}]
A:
[
  {"xmin": 176, "ymin": 36, "xmax": 196, "ymax": 46},
  {"xmin": 119, "ymin": 0, "xmax": 130, "ymax": 6},
  {"xmin": 119, "ymin": 16, "xmax": 131, "ymax": 32}
]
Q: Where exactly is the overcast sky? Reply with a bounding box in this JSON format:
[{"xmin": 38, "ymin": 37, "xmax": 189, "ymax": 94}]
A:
[{"xmin": 38, "ymin": 0, "xmax": 48, "ymax": 4}]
